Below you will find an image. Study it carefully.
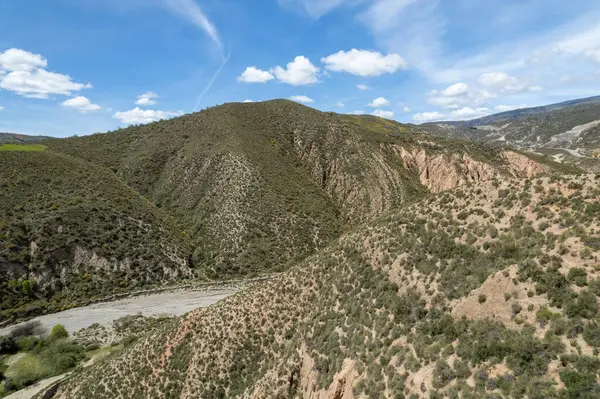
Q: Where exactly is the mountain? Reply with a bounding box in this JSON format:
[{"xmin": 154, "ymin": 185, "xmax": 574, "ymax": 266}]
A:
[
  {"xmin": 0, "ymin": 151, "xmax": 193, "ymax": 321},
  {"xmin": 46, "ymin": 100, "xmax": 568, "ymax": 277},
  {"xmin": 55, "ymin": 173, "xmax": 600, "ymax": 398},
  {"xmin": 0, "ymin": 132, "xmax": 53, "ymax": 144},
  {"xmin": 1, "ymin": 100, "xmax": 572, "ymax": 321},
  {"xmin": 421, "ymin": 96, "xmax": 600, "ymax": 171}
]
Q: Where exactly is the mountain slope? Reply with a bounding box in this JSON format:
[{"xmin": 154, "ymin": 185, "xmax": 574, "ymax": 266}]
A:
[
  {"xmin": 46, "ymin": 100, "xmax": 570, "ymax": 277},
  {"xmin": 0, "ymin": 132, "xmax": 52, "ymax": 144},
  {"xmin": 0, "ymin": 151, "xmax": 193, "ymax": 321},
  {"xmin": 55, "ymin": 173, "xmax": 600, "ymax": 398},
  {"xmin": 421, "ymin": 96, "xmax": 600, "ymax": 171}
]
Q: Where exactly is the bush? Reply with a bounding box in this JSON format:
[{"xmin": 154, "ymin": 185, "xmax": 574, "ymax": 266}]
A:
[
  {"xmin": 49, "ymin": 324, "xmax": 69, "ymax": 340},
  {"xmin": 0, "ymin": 335, "xmax": 18, "ymax": 355},
  {"xmin": 567, "ymin": 268, "xmax": 588, "ymax": 287},
  {"xmin": 120, "ymin": 334, "xmax": 138, "ymax": 347},
  {"xmin": 9, "ymin": 321, "xmax": 45, "ymax": 338}
]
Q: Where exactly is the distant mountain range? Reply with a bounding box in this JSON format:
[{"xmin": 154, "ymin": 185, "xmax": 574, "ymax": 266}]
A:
[
  {"xmin": 421, "ymin": 95, "xmax": 600, "ymax": 170},
  {"xmin": 0, "ymin": 132, "xmax": 53, "ymax": 144}
]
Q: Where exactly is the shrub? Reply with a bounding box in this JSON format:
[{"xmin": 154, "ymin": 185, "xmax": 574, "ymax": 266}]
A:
[
  {"xmin": 9, "ymin": 321, "xmax": 45, "ymax": 338},
  {"xmin": 49, "ymin": 324, "xmax": 69, "ymax": 340},
  {"xmin": 567, "ymin": 268, "xmax": 588, "ymax": 287},
  {"xmin": 0, "ymin": 335, "xmax": 18, "ymax": 355},
  {"xmin": 478, "ymin": 294, "xmax": 487, "ymax": 304}
]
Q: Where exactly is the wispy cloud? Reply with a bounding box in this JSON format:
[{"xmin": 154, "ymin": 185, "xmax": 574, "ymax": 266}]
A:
[{"xmin": 161, "ymin": 0, "xmax": 223, "ymax": 55}]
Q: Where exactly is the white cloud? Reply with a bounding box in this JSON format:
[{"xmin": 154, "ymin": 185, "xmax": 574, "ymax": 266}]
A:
[
  {"xmin": 0, "ymin": 69, "xmax": 92, "ymax": 99},
  {"xmin": 428, "ymin": 82, "xmax": 495, "ymax": 110},
  {"xmin": 271, "ymin": 56, "xmax": 319, "ymax": 85},
  {"xmin": 441, "ymin": 82, "xmax": 469, "ymax": 97},
  {"xmin": 0, "ymin": 49, "xmax": 92, "ymax": 99},
  {"xmin": 403, "ymin": 106, "xmax": 411, "ymax": 112},
  {"xmin": 289, "ymin": 95, "xmax": 315, "ymax": 103},
  {"xmin": 412, "ymin": 111, "xmax": 445, "ymax": 122},
  {"xmin": 237, "ymin": 67, "xmax": 275, "ymax": 83},
  {"xmin": 135, "ymin": 91, "xmax": 158, "ymax": 106},
  {"xmin": 61, "ymin": 96, "xmax": 101, "ymax": 112},
  {"xmin": 447, "ymin": 107, "xmax": 490, "ymax": 120},
  {"xmin": 494, "ymin": 104, "xmax": 531, "ymax": 112},
  {"xmin": 351, "ymin": 110, "xmax": 365, "ymax": 115},
  {"xmin": 372, "ymin": 109, "xmax": 394, "ymax": 118},
  {"xmin": 0, "ymin": 48, "xmax": 47, "ymax": 71},
  {"xmin": 335, "ymin": 101, "xmax": 345, "ymax": 107},
  {"xmin": 113, "ymin": 107, "xmax": 182, "ymax": 124},
  {"xmin": 412, "ymin": 106, "xmax": 492, "ymax": 123},
  {"xmin": 356, "ymin": 84, "xmax": 370, "ymax": 90},
  {"xmin": 478, "ymin": 72, "xmax": 542, "ymax": 93},
  {"xmin": 162, "ymin": 0, "xmax": 222, "ymax": 52},
  {"xmin": 368, "ymin": 97, "xmax": 391, "ymax": 108},
  {"xmin": 243, "ymin": 99, "xmax": 254, "ymax": 103},
  {"xmin": 0, "ymin": 105, "xmax": 4, "ymax": 111},
  {"xmin": 321, "ymin": 49, "xmax": 408, "ymax": 76}
]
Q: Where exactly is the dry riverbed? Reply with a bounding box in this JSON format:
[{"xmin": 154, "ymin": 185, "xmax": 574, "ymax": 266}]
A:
[{"xmin": 0, "ymin": 287, "xmax": 239, "ymax": 337}]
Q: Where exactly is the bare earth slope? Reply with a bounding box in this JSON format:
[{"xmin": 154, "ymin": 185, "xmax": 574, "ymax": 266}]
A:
[
  {"xmin": 46, "ymin": 100, "xmax": 569, "ymax": 278},
  {"xmin": 56, "ymin": 173, "xmax": 600, "ymax": 398}
]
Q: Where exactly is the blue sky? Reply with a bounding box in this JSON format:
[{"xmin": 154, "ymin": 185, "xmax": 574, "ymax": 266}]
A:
[{"xmin": 1, "ymin": 0, "xmax": 600, "ymax": 137}]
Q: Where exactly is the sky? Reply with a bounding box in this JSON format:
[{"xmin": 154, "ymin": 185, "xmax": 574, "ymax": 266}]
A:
[{"xmin": 1, "ymin": 0, "xmax": 600, "ymax": 137}]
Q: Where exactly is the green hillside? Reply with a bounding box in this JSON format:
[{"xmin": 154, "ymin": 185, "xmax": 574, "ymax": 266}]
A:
[
  {"xmin": 0, "ymin": 151, "xmax": 193, "ymax": 321},
  {"xmin": 47, "ymin": 100, "xmax": 568, "ymax": 278}
]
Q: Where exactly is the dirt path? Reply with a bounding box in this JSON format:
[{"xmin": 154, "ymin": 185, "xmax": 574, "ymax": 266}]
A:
[{"xmin": 0, "ymin": 288, "xmax": 237, "ymax": 336}]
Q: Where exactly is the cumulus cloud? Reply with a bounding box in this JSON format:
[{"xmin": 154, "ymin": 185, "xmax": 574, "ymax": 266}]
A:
[
  {"xmin": 113, "ymin": 107, "xmax": 182, "ymax": 125},
  {"xmin": 447, "ymin": 107, "xmax": 490, "ymax": 120},
  {"xmin": 0, "ymin": 105, "xmax": 4, "ymax": 111},
  {"xmin": 428, "ymin": 82, "xmax": 495, "ymax": 109},
  {"xmin": 272, "ymin": 56, "xmax": 319, "ymax": 85},
  {"xmin": 0, "ymin": 48, "xmax": 92, "ymax": 99},
  {"xmin": 335, "ymin": 101, "xmax": 345, "ymax": 107},
  {"xmin": 243, "ymin": 99, "xmax": 254, "ymax": 103},
  {"xmin": 478, "ymin": 72, "xmax": 542, "ymax": 94},
  {"xmin": 412, "ymin": 107, "xmax": 491, "ymax": 123},
  {"xmin": 61, "ymin": 96, "xmax": 101, "ymax": 112},
  {"xmin": 368, "ymin": 97, "xmax": 391, "ymax": 108},
  {"xmin": 372, "ymin": 109, "xmax": 394, "ymax": 118},
  {"xmin": 135, "ymin": 91, "xmax": 158, "ymax": 106},
  {"xmin": 356, "ymin": 84, "xmax": 370, "ymax": 90},
  {"xmin": 321, "ymin": 49, "xmax": 407, "ymax": 76},
  {"xmin": 403, "ymin": 106, "xmax": 411, "ymax": 112},
  {"xmin": 351, "ymin": 110, "xmax": 365, "ymax": 115},
  {"xmin": 412, "ymin": 111, "xmax": 445, "ymax": 122},
  {"xmin": 237, "ymin": 67, "xmax": 275, "ymax": 83},
  {"xmin": 289, "ymin": 95, "xmax": 315, "ymax": 103},
  {"xmin": 0, "ymin": 48, "xmax": 47, "ymax": 71}
]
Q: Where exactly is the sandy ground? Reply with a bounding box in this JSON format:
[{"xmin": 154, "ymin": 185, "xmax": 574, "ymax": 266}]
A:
[{"xmin": 0, "ymin": 288, "xmax": 237, "ymax": 336}]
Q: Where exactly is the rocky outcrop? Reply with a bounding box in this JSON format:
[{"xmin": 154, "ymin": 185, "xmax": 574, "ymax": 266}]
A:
[
  {"xmin": 501, "ymin": 150, "xmax": 552, "ymax": 177},
  {"xmin": 395, "ymin": 146, "xmax": 497, "ymax": 193}
]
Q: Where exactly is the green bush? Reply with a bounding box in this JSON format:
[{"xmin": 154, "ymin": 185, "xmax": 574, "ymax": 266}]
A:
[{"xmin": 49, "ymin": 324, "xmax": 69, "ymax": 340}]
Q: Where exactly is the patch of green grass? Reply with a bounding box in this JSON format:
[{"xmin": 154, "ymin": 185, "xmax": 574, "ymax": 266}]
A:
[
  {"xmin": 3, "ymin": 353, "xmax": 52, "ymax": 391},
  {"xmin": 0, "ymin": 144, "xmax": 46, "ymax": 152}
]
